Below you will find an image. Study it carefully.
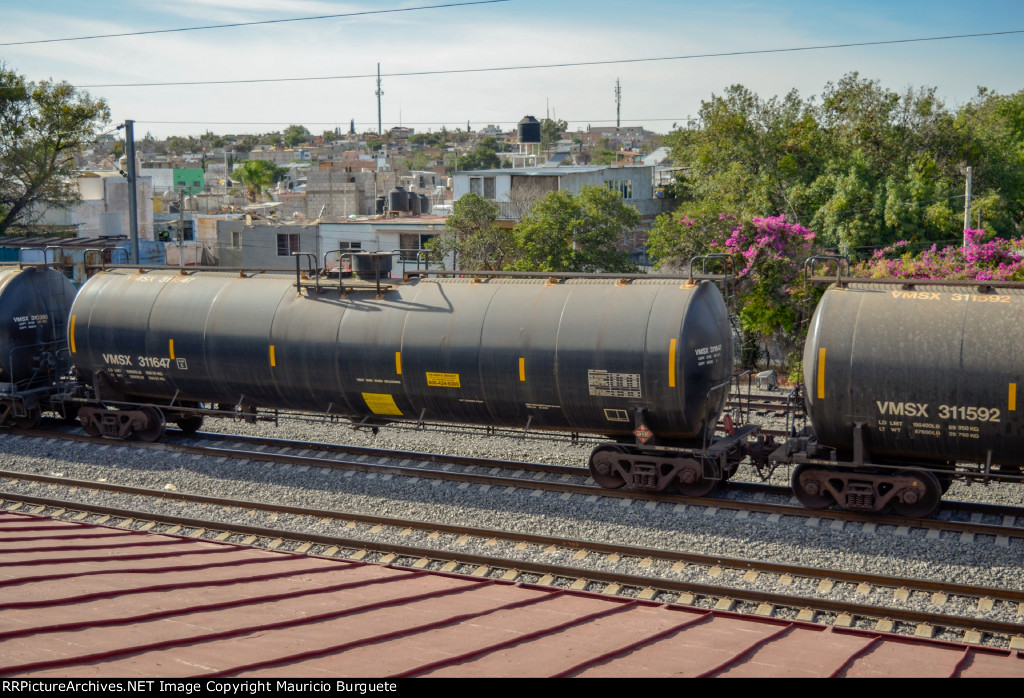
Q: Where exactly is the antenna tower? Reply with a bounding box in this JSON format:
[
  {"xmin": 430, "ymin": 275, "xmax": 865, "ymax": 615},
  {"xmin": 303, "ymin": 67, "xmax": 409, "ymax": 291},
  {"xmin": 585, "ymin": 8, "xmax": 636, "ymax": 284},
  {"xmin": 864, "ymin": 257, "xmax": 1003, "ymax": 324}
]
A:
[
  {"xmin": 615, "ymin": 78, "xmax": 621, "ymax": 128},
  {"xmin": 376, "ymin": 63, "xmax": 383, "ymax": 136}
]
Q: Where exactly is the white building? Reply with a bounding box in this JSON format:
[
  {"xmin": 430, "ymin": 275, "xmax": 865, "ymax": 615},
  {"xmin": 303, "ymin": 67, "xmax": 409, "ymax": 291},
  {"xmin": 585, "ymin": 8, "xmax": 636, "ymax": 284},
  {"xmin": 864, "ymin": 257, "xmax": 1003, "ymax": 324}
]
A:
[{"xmin": 451, "ymin": 164, "xmax": 659, "ymax": 221}]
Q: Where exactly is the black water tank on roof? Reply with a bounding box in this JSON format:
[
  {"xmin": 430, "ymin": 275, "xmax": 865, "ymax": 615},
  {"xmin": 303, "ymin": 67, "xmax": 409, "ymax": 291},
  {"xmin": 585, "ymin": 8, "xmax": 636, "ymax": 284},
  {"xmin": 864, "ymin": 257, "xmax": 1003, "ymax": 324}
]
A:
[
  {"xmin": 388, "ymin": 186, "xmax": 408, "ymax": 212},
  {"xmin": 518, "ymin": 116, "xmax": 541, "ymax": 143}
]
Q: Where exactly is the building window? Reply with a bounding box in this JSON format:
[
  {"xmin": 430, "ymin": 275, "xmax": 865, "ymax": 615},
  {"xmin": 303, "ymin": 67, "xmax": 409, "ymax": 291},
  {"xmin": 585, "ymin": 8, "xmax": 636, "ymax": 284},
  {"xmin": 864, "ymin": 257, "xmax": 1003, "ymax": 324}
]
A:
[
  {"xmin": 277, "ymin": 233, "xmax": 300, "ymax": 257},
  {"xmin": 231, "ymin": 231, "xmax": 240, "ymax": 248},
  {"xmin": 606, "ymin": 179, "xmax": 633, "ymax": 199},
  {"xmin": 469, "ymin": 176, "xmax": 496, "ymax": 199}
]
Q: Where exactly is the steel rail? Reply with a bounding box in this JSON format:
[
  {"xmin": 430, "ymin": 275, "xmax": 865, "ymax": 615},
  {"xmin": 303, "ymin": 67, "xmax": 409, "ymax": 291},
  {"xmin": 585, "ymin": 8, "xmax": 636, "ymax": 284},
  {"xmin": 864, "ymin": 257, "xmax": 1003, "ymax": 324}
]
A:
[{"xmin": 4, "ymin": 485, "xmax": 1024, "ymax": 643}]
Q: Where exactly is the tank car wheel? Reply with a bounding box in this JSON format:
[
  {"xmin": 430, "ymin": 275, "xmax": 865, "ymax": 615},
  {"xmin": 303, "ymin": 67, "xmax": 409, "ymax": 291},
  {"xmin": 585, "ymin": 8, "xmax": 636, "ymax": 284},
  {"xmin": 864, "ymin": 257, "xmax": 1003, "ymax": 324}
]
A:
[
  {"xmin": 674, "ymin": 458, "xmax": 720, "ymax": 498},
  {"xmin": 588, "ymin": 445, "xmax": 627, "ymax": 489},
  {"xmin": 13, "ymin": 407, "xmax": 41, "ymax": 430},
  {"xmin": 134, "ymin": 407, "xmax": 166, "ymax": 443},
  {"xmin": 792, "ymin": 464, "xmax": 834, "ymax": 509},
  {"xmin": 891, "ymin": 469, "xmax": 942, "ymax": 518},
  {"xmin": 175, "ymin": 416, "xmax": 204, "ymax": 436}
]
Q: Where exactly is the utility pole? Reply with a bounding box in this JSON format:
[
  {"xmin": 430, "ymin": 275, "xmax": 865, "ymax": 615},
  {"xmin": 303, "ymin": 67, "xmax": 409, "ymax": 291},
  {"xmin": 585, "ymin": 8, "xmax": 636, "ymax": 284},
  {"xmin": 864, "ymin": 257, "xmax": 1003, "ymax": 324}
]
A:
[
  {"xmin": 178, "ymin": 188, "xmax": 185, "ymax": 270},
  {"xmin": 123, "ymin": 120, "xmax": 140, "ymax": 264},
  {"xmin": 615, "ymin": 78, "xmax": 621, "ymax": 128},
  {"xmin": 963, "ymin": 165, "xmax": 973, "ymax": 246},
  {"xmin": 376, "ymin": 63, "xmax": 383, "ymax": 136}
]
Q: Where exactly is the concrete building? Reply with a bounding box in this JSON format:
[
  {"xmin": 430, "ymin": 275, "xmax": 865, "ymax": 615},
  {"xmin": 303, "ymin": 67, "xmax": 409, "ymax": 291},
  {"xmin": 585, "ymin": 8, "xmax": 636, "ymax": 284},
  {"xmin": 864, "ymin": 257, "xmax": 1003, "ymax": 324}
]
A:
[
  {"xmin": 248, "ymin": 147, "xmax": 311, "ymax": 164},
  {"xmin": 215, "ymin": 220, "xmax": 319, "ymax": 269},
  {"xmin": 73, "ymin": 172, "xmax": 155, "ymax": 240},
  {"xmin": 213, "ymin": 215, "xmax": 450, "ymax": 271},
  {"xmin": 451, "ymin": 164, "xmax": 663, "ymax": 221}
]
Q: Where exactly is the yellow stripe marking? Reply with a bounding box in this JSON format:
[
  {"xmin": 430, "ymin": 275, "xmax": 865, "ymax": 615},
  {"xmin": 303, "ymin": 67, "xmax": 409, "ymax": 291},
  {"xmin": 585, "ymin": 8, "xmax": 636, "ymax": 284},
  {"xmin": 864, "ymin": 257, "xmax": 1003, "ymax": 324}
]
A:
[
  {"xmin": 69, "ymin": 314, "xmax": 77, "ymax": 354},
  {"xmin": 269, "ymin": 344, "xmax": 276, "ymax": 367},
  {"xmin": 1010, "ymin": 383, "xmax": 1017, "ymax": 411},
  {"xmin": 817, "ymin": 347, "xmax": 826, "ymax": 399},
  {"xmin": 519, "ymin": 357, "xmax": 526, "ymax": 382},
  {"xmin": 395, "ymin": 351, "xmax": 402, "ymax": 375},
  {"xmin": 363, "ymin": 392, "xmax": 403, "ymax": 416},
  {"xmin": 168, "ymin": 339, "xmax": 175, "ymax": 360},
  {"xmin": 668, "ymin": 338, "xmax": 677, "ymax": 388}
]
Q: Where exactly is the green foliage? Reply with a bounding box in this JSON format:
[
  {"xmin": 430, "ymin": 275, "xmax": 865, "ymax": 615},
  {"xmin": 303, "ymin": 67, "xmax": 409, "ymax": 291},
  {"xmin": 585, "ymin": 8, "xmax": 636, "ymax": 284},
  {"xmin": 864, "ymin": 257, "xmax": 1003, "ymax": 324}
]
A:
[
  {"xmin": 455, "ymin": 140, "xmax": 501, "ymax": 171},
  {"xmin": 666, "ymin": 73, "xmax": 1024, "ymax": 256},
  {"xmin": 426, "ymin": 193, "xmax": 513, "ymax": 271},
  {"xmin": 283, "ymin": 124, "xmax": 311, "ymax": 147},
  {"xmin": 718, "ymin": 216, "xmax": 818, "ymax": 360},
  {"xmin": 589, "ymin": 147, "xmax": 617, "ymax": 165},
  {"xmin": 653, "ymin": 211, "xmax": 820, "ymax": 368},
  {"xmin": 511, "ymin": 185, "xmax": 639, "ymax": 273},
  {"xmin": 646, "ymin": 203, "xmax": 740, "ymax": 272},
  {"xmin": 232, "ymin": 160, "xmax": 286, "ymax": 202},
  {"xmin": 540, "ymin": 118, "xmax": 567, "ymax": 151},
  {"xmin": 408, "ymin": 149, "xmax": 437, "ymax": 171},
  {"xmin": 0, "ymin": 66, "xmax": 110, "ymax": 235},
  {"xmin": 409, "ymin": 132, "xmax": 445, "ymax": 148}
]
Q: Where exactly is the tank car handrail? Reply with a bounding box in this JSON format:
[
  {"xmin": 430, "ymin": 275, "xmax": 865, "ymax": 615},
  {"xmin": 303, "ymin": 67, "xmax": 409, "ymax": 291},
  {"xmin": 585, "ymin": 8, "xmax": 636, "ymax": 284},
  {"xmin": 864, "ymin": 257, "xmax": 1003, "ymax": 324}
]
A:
[
  {"xmin": 82, "ymin": 247, "xmax": 129, "ymax": 273},
  {"xmin": 293, "ymin": 252, "xmax": 320, "ymax": 294},
  {"xmin": 689, "ymin": 254, "xmax": 736, "ymax": 312},
  {"xmin": 6, "ymin": 338, "xmax": 66, "ymax": 392},
  {"xmin": 702, "ymin": 374, "xmax": 738, "ymax": 452},
  {"xmin": 806, "ymin": 276, "xmax": 1024, "ymax": 290},
  {"xmin": 689, "ymin": 253, "xmax": 734, "ymax": 279},
  {"xmin": 103, "ymin": 264, "xmax": 288, "ymax": 275},
  {"xmin": 803, "ymin": 255, "xmax": 849, "ymax": 286},
  {"xmin": 401, "ymin": 269, "xmax": 730, "ymax": 283},
  {"xmin": 17, "ymin": 247, "xmax": 61, "ymax": 269}
]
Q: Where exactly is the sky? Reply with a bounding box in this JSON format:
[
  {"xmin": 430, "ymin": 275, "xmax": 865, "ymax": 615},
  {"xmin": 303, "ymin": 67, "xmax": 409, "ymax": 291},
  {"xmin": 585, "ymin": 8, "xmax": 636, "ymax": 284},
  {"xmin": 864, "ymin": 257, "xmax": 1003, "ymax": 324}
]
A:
[{"xmin": 2, "ymin": 0, "xmax": 1023, "ymax": 140}]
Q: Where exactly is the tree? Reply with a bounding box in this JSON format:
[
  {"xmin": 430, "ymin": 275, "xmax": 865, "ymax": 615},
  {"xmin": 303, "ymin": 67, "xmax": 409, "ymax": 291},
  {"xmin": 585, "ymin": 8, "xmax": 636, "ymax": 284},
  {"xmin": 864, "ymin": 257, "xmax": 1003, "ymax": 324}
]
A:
[
  {"xmin": 953, "ymin": 88, "xmax": 1024, "ymax": 236},
  {"xmin": 714, "ymin": 215, "xmax": 819, "ymax": 369},
  {"xmin": 455, "ymin": 140, "xmax": 501, "ymax": 171},
  {"xmin": 512, "ymin": 185, "xmax": 639, "ymax": 273},
  {"xmin": 662, "ymin": 74, "xmax": 1015, "ymax": 256},
  {"xmin": 645, "ymin": 203, "xmax": 739, "ymax": 272},
  {"xmin": 0, "ymin": 66, "xmax": 109, "ymax": 235},
  {"xmin": 426, "ymin": 193, "xmax": 512, "ymax": 270},
  {"xmin": 540, "ymin": 118, "xmax": 567, "ymax": 152},
  {"xmin": 283, "ymin": 124, "xmax": 311, "ymax": 147},
  {"xmin": 232, "ymin": 160, "xmax": 286, "ymax": 202},
  {"xmin": 165, "ymin": 135, "xmax": 194, "ymax": 155}
]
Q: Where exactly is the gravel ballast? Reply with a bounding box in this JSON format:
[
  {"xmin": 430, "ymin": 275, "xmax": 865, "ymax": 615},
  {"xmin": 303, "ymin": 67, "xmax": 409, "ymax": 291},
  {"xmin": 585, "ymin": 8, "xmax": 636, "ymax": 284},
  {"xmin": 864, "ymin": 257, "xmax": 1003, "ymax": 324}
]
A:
[{"xmin": 3, "ymin": 411, "xmax": 1024, "ymax": 644}]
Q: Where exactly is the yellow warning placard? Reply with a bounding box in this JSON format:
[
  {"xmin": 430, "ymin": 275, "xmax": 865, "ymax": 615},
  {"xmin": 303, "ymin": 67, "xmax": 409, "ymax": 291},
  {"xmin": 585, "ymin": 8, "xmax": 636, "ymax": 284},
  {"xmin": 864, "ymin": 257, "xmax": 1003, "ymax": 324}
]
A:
[
  {"xmin": 362, "ymin": 392, "xmax": 403, "ymax": 416},
  {"xmin": 426, "ymin": 372, "xmax": 461, "ymax": 388}
]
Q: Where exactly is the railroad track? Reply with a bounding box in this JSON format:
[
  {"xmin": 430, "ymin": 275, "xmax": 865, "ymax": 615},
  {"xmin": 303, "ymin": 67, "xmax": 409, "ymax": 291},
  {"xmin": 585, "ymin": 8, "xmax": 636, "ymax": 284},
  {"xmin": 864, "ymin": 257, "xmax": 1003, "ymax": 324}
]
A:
[
  {"xmin": 6, "ymin": 427, "xmax": 1024, "ymax": 541},
  {"xmin": 5, "ymin": 425, "xmax": 1024, "ymax": 650},
  {"xmin": 3, "ymin": 476, "xmax": 1024, "ymax": 650}
]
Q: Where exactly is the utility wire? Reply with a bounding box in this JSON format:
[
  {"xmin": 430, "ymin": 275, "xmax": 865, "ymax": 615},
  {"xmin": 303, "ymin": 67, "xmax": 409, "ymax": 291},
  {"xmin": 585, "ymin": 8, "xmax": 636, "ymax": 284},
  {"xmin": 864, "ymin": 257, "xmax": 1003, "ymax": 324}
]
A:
[
  {"xmin": 76, "ymin": 28, "xmax": 1024, "ymax": 89},
  {"xmin": 0, "ymin": 1, "xmax": 509, "ymax": 47},
  {"xmin": 134, "ymin": 119, "xmax": 677, "ymax": 127}
]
